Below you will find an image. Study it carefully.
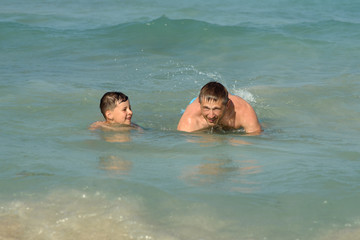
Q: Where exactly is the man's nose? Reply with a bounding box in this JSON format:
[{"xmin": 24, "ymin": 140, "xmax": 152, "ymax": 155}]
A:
[{"xmin": 208, "ymin": 110, "xmax": 215, "ymax": 118}]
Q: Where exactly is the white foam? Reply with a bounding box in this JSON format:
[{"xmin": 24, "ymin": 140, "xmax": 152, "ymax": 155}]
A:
[{"xmin": 232, "ymin": 88, "xmax": 257, "ymax": 103}]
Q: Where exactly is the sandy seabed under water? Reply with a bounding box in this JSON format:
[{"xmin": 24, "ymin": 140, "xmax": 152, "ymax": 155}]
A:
[{"xmin": 1, "ymin": 189, "xmax": 360, "ymax": 240}]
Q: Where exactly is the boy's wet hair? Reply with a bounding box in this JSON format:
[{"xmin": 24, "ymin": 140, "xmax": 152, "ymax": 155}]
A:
[
  {"xmin": 100, "ymin": 92, "xmax": 128, "ymax": 118},
  {"xmin": 199, "ymin": 81, "xmax": 229, "ymax": 105}
]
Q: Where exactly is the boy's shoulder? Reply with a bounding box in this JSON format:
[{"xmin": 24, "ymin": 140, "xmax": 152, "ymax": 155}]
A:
[
  {"xmin": 89, "ymin": 121, "xmax": 142, "ymax": 131},
  {"xmin": 89, "ymin": 121, "xmax": 107, "ymax": 130}
]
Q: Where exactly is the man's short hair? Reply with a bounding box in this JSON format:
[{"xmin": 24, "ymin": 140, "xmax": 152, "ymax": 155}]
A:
[
  {"xmin": 199, "ymin": 81, "xmax": 229, "ymax": 105},
  {"xmin": 100, "ymin": 92, "xmax": 128, "ymax": 118}
]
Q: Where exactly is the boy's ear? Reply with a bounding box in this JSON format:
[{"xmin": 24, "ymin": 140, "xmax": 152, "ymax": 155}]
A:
[{"xmin": 105, "ymin": 110, "xmax": 113, "ymax": 121}]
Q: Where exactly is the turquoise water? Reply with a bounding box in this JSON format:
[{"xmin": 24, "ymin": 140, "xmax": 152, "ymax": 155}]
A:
[{"xmin": 1, "ymin": 0, "xmax": 360, "ymax": 239}]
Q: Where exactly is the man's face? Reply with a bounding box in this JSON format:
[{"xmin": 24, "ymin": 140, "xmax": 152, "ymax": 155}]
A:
[
  {"xmin": 200, "ymin": 99, "xmax": 226, "ymax": 126},
  {"xmin": 107, "ymin": 100, "xmax": 133, "ymax": 125}
]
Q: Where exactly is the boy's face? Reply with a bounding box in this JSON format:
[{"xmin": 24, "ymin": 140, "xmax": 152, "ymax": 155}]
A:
[{"xmin": 106, "ymin": 100, "xmax": 133, "ymax": 125}]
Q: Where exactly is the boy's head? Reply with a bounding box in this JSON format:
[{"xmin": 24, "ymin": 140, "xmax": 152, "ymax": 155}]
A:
[{"xmin": 100, "ymin": 92, "xmax": 132, "ymax": 125}]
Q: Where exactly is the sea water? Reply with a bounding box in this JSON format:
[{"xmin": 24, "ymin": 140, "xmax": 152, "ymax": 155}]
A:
[{"xmin": 1, "ymin": 0, "xmax": 360, "ymax": 239}]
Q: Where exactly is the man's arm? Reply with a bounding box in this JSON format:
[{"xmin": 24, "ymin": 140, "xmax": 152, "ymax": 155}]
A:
[
  {"xmin": 241, "ymin": 104, "xmax": 262, "ymax": 135},
  {"xmin": 177, "ymin": 114, "xmax": 196, "ymax": 132},
  {"xmin": 177, "ymin": 99, "xmax": 202, "ymax": 132}
]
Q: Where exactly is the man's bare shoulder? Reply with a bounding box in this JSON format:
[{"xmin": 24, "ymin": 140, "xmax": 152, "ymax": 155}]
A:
[
  {"xmin": 229, "ymin": 94, "xmax": 262, "ymax": 133},
  {"xmin": 229, "ymin": 94, "xmax": 249, "ymax": 106},
  {"xmin": 229, "ymin": 94, "xmax": 255, "ymax": 114}
]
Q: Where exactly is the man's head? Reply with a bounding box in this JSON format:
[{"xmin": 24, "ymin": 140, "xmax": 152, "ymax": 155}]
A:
[
  {"xmin": 100, "ymin": 92, "xmax": 132, "ymax": 125},
  {"xmin": 198, "ymin": 82, "xmax": 229, "ymax": 126},
  {"xmin": 199, "ymin": 81, "xmax": 229, "ymax": 105}
]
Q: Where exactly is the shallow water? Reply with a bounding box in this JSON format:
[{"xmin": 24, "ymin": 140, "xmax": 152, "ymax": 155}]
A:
[{"xmin": 1, "ymin": 0, "xmax": 360, "ymax": 239}]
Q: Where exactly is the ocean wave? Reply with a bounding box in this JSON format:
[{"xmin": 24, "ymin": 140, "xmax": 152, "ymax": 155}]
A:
[
  {"xmin": 2, "ymin": 15, "xmax": 358, "ymax": 48},
  {"xmin": 279, "ymin": 19, "xmax": 360, "ymax": 42}
]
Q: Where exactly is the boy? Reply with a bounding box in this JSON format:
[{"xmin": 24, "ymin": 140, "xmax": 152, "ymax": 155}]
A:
[{"xmin": 90, "ymin": 91, "xmax": 140, "ymax": 131}]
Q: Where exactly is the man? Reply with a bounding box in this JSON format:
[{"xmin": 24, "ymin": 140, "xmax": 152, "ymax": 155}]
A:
[{"xmin": 177, "ymin": 82, "xmax": 262, "ymax": 134}]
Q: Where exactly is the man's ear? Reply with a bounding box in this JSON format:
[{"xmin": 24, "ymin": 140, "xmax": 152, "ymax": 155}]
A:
[{"xmin": 226, "ymin": 99, "xmax": 231, "ymax": 109}]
